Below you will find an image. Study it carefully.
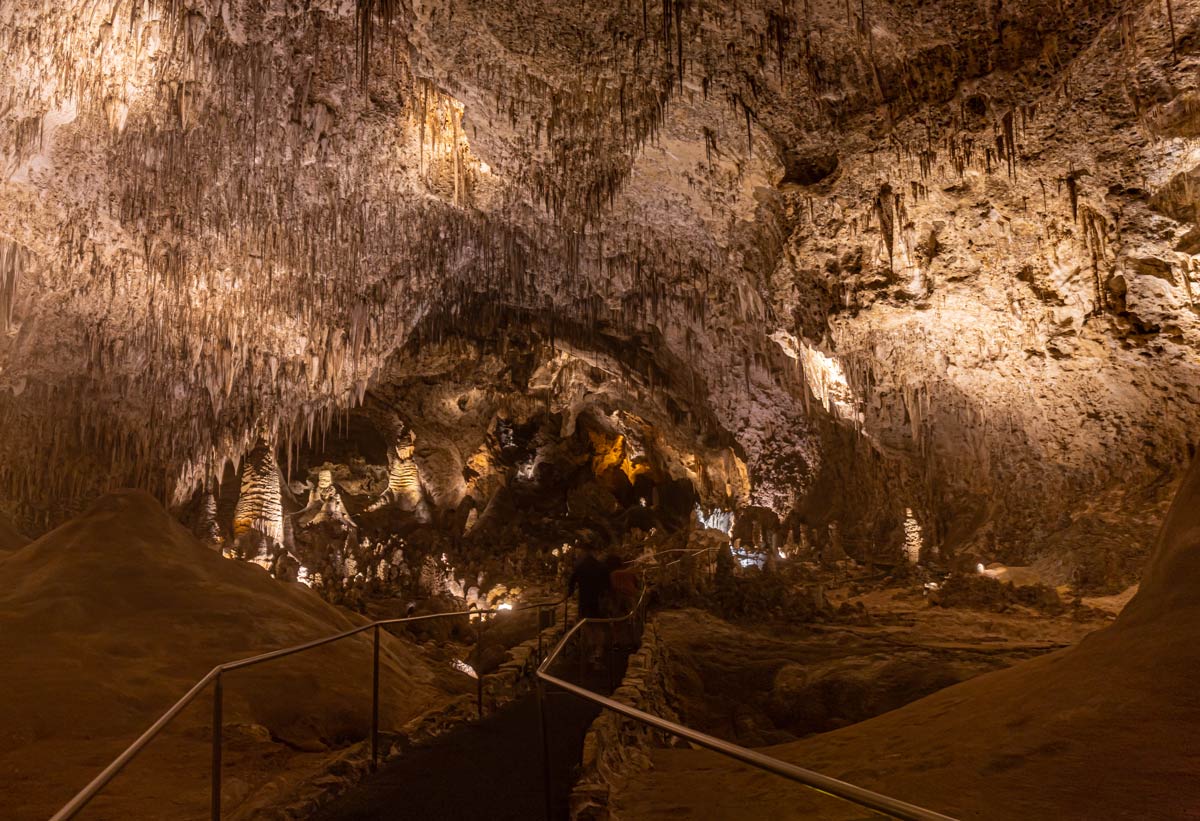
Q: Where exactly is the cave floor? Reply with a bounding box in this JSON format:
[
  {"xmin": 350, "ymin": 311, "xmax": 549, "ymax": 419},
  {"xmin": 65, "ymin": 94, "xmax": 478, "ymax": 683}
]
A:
[
  {"xmin": 610, "ymin": 582, "xmax": 1158, "ymax": 820},
  {"xmin": 655, "ymin": 586, "xmax": 1113, "ymax": 745}
]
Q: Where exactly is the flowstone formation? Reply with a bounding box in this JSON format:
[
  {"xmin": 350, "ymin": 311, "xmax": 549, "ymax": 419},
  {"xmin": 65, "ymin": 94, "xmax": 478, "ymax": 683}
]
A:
[{"xmin": 1, "ymin": 0, "xmax": 1199, "ymax": 592}]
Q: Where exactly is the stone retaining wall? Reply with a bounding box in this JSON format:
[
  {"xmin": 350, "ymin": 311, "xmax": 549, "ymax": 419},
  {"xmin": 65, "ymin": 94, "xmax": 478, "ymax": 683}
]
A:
[
  {"xmin": 569, "ymin": 616, "xmax": 679, "ymax": 821},
  {"xmin": 481, "ymin": 615, "xmax": 565, "ymax": 709}
]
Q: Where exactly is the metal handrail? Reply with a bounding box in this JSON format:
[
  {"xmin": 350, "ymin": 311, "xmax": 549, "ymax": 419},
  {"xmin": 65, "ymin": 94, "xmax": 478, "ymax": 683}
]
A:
[
  {"xmin": 50, "ymin": 594, "xmax": 567, "ymax": 821},
  {"xmin": 534, "ymin": 563, "xmax": 959, "ymax": 821}
]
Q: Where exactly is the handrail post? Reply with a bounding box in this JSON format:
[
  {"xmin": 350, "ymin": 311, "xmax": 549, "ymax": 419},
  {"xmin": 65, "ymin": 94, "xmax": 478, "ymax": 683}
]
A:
[
  {"xmin": 211, "ymin": 672, "xmax": 223, "ymax": 821},
  {"xmin": 537, "ymin": 677, "xmax": 553, "ymax": 821},
  {"xmin": 371, "ymin": 624, "xmax": 380, "ymax": 771},
  {"xmin": 607, "ymin": 622, "xmax": 615, "ymax": 691},
  {"xmin": 537, "ymin": 604, "xmax": 544, "ymax": 662},
  {"xmin": 475, "ymin": 616, "xmax": 484, "ymax": 720},
  {"xmin": 578, "ymin": 618, "xmax": 586, "ymax": 681}
]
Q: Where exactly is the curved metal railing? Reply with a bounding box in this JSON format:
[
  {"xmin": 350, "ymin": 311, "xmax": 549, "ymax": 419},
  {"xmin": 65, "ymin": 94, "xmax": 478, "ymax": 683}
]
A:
[
  {"xmin": 53, "ymin": 542, "xmax": 961, "ymax": 821},
  {"xmin": 50, "ymin": 595, "xmax": 567, "ymax": 821},
  {"xmin": 534, "ymin": 553, "xmax": 959, "ymax": 821}
]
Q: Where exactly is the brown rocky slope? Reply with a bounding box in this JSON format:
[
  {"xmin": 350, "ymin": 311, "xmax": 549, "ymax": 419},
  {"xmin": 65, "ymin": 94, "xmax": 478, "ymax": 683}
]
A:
[
  {"xmin": 614, "ymin": 456, "xmax": 1200, "ymax": 820},
  {"xmin": 0, "ymin": 490, "xmax": 469, "ymax": 820}
]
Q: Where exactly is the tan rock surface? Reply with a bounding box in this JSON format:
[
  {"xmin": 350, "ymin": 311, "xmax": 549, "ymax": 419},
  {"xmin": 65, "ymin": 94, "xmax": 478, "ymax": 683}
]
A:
[
  {"xmin": 0, "ymin": 490, "xmax": 469, "ymax": 820},
  {"xmin": 0, "ymin": 3, "xmax": 1196, "ymax": 590}
]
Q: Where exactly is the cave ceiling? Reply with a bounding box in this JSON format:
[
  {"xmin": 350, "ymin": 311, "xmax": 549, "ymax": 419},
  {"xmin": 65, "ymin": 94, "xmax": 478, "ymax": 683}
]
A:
[{"xmin": 2, "ymin": 0, "xmax": 1200, "ymax": 567}]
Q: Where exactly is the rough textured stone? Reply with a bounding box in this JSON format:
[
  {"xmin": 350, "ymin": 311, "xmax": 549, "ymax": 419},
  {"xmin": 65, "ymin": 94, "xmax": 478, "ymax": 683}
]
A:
[
  {"xmin": 570, "ymin": 618, "xmax": 680, "ymax": 821},
  {"xmin": 3, "ymin": 0, "xmax": 1200, "ymax": 642}
]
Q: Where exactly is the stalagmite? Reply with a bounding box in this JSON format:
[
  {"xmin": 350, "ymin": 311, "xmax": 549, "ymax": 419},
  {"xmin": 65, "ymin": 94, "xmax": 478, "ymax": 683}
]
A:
[
  {"xmin": 368, "ymin": 430, "xmax": 428, "ymax": 520},
  {"xmin": 824, "ymin": 521, "xmax": 848, "ymax": 564},
  {"xmin": 195, "ymin": 490, "xmax": 224, "ymax": 549},
  {"xmin": 232, "ymin": 439, "xmax": 285, "ymax": 567},
  {"xmin": 903, "ymin": 508, "xmax": 922, "ymax": 564},
  {"xmin": 297, "ymin": 470, "xmax": 355, "ymax": 530}
]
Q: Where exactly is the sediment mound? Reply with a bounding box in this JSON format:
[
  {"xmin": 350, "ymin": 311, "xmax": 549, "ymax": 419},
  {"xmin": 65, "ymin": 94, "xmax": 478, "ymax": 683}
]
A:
[
  {"xmin": 0, "ymin": 490, "xmax": 466, "ymax": 820},
  {"xmin": 615, "ymin": 459, "xmax": 1200, "ymax": 820}
]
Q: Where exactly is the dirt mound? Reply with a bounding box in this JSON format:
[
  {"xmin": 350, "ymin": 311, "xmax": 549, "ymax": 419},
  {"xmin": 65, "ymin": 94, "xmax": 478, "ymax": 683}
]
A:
[
  {"xmin": 0, "ymin": 490, "xmax": 467, "ymax": 820},
  {"xmin": 615, "ymin": 458, "xmax": 1200, "ymax": 820}
]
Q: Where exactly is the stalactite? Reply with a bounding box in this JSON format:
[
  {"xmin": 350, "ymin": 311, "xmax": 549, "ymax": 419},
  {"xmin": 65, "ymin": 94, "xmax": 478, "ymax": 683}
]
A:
[
  {"xmin": 1080, "ymin": 204, "xmax": 1111, "ymax": 314},
  {"xmin": 674, "ymin": 0, "xmax": 685, "ymax": 89},
  {"xmin": 1, "ymin": 0, "xmax": 1047, "ymax": 528},
  {"xmin": 1065, "ymin": 169, "xmax": 1083, "ymax": 223},
  {"xmin": 874, "ymin": 182, "xmax": 896, "ymax": 271},
  {"xmin": 0, "ymin": 241, "xmax": 25, "ymax": 335},
  {"xmin": 355, "ymin": 0, "xmax": 400, "ymax": 85},
  {"xmin": 1165, "ymin": 0, "xmax": 1178, "ymax": 63},
  {"xmin": 1001, "ymin": 109, "xmax": 1017, "ymax": 178}
]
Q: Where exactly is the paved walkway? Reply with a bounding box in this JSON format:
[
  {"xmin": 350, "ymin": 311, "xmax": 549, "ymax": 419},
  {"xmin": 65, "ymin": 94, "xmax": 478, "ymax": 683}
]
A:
[{"xmin": 313, "ymin": 661, "xmax": 623, "ymax": 821}]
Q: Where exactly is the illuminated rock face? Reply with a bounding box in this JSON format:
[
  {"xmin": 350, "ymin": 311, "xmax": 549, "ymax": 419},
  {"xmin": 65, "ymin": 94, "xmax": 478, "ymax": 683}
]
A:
[
  {"xmin": 0, "ymin": 0, "xmax": 1198, "ymax": 587},
  {"xmin": 903, "ymin": 509, "xmax": 923, "ymax": 565},
  {"xmin": 369, "ymin": 432, "xmax": 427, "ymax": 518},
  {"xmin": 299, "ymin": 470, "xmax": 355, "ymax": 529},
  {"xmin": 232, "ymin": 441, "xmax": 285, "ymax": 564}
]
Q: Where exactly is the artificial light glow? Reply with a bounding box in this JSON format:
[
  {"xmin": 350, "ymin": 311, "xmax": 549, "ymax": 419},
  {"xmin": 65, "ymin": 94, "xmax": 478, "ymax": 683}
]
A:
[
  {"xmin": 696, "ymin": 505, "xmax": 734, "ymax": 535},
  {"xmin": 451, "ymin": 659, "xmax": 478, "ymax": 679},
  {"xmin": 979, "ymin": 563, "xmax": 1012, "ymax": 580},
  {"xmin": 587, "ymin": 429, "xmax": 648, "ymax": 482},
  {"xmin": 497, "ymin": 602, "xmax": 513, "ymax": 611},
  {"xmin": 517, "ymin": 457, "xmax": 537, "ymax": 480},
  {"xmin": 732, "ymin": 545, "xmax": 765, "ymax": 569},
  {"xmin": 772, "ymin": 331, "xmax": 862, "ymax": 425},
  {"xmin": 800, "ymin": 341, "xmax": 860, "ymax": 423}
]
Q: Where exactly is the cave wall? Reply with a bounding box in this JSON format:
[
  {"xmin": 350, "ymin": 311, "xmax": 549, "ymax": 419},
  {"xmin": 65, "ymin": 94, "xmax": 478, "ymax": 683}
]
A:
[{"xmin": 1, "ymin": 0, "xmax": 1198, "ymax": 587}]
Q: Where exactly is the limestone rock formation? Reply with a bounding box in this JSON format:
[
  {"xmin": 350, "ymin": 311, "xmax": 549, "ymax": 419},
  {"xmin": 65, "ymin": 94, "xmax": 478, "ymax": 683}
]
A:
[
  {"xmin": 232, "ymin": 438, "xmax": 286, "ymax": 565},
  {"xmin": 1, "ymin": 0, "xmax": 1198, "ymax": 598},
  {"xmin": 298, "ymin": 469, "xmax": 356, "ymax": 529},
  {"xmin": 368, "ymin": 430, "xmax": 428, "ymax": 518},
  {"xmin": 8, "ymin": 4, "xmax": 1200, "ymax": 819}
]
